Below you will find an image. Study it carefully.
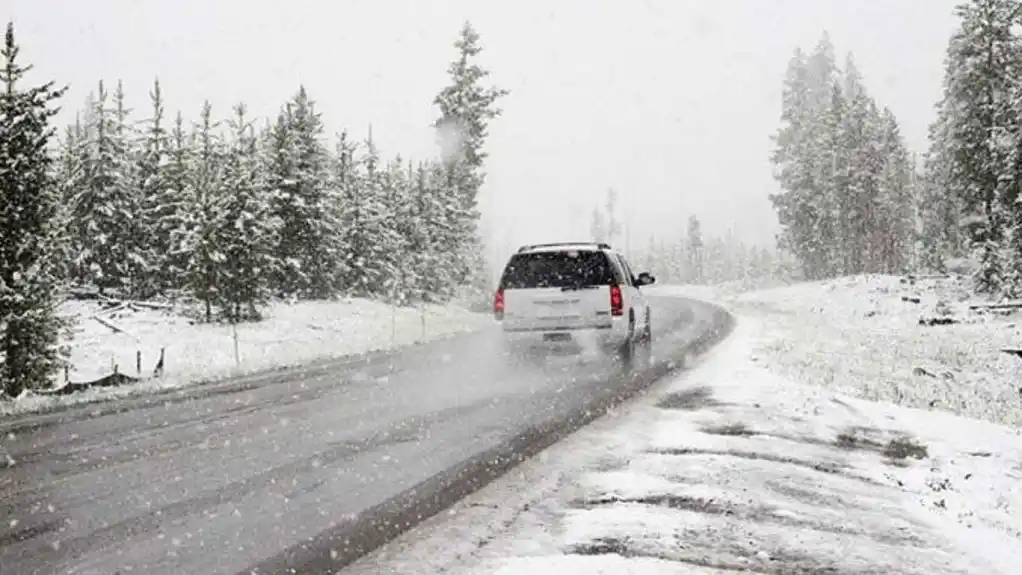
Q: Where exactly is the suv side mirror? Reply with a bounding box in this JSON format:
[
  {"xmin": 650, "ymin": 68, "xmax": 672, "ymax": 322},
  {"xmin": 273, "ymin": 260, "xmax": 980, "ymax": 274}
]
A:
[{"xmin": 636, "ymin": 272, "xmax": 656, "ymax": 286}]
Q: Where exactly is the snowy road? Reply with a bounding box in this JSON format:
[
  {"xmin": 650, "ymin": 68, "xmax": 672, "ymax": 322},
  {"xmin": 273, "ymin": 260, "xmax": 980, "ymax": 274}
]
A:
[{"xmin": 0, "ymin": 296, "xmax": 730, "ymax": 575}]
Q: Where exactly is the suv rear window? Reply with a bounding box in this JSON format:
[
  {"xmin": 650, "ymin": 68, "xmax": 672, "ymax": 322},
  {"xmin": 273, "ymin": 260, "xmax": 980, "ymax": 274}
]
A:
[{"xmin": 500, "ymin": 250, "xmax": 616, "ymax": 289}]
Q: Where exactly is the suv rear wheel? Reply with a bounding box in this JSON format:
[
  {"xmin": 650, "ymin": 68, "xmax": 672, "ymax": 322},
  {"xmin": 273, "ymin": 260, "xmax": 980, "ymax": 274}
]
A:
[
  {"xmin": 618, "ymin": 314, "xmax": 636, "ymax": 369},
  {"xmin": 638, "ymin": 311, "xmax": 653, "ymax": 369}
]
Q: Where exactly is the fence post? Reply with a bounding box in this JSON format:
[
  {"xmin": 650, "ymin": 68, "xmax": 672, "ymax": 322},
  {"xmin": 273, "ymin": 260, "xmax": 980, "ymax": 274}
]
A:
[
  {"xmin": 154, "ymin": 347, "xmax": 165, "ymax": 378},
  {"xmin": 232, "ymin": 320, "xmax": 240, "ymax": 369}
]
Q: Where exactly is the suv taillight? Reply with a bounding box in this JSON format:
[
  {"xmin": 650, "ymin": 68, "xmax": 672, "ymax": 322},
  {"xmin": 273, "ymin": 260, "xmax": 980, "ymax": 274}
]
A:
[
  {"xmin": 493, "ymin": 288, "xmax": 505, "ymax": 320},
  {"xmin": 610, "ymin": 284, "xmax": 623, "ymax": 316}
]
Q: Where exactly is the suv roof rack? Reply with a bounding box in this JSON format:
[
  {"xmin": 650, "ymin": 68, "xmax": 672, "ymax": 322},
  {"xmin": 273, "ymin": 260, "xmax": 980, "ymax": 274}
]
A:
[{"xmin": 516, "ymin": 242, "xmax": 612, "ymax": 253}]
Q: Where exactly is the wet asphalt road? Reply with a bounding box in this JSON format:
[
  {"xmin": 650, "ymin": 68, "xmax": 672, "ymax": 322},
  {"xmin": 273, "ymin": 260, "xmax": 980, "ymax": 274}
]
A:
[{"xmin": 0, "ymin": 296, "xmax": 726, "ymax": 575}]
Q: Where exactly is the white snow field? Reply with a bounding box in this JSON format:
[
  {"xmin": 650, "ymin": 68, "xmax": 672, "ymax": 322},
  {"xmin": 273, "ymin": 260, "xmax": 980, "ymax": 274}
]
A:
[
  {"xmin": 347, "ymin": 275, "xmax": 1022, "ymax": 574},
  {"xmin": 0, "ymin": 297, "xmax": 489, "ymax": 417}
]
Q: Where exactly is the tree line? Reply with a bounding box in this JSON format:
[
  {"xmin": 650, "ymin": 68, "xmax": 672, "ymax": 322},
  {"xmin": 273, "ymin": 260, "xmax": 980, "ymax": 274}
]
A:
[
  {"xmin": 0, "ymin": 21, "xmax": 505, "ymax": 397},
  {"xmin": 638, "ymin": 215, "xmax": 794, "ymax": 286},
  {"xmin": 773, "ymin": 1, "xmax": 1022, "ymax": 299},
  {"xmin": 919, "ymin": 0, "xmax": 1022, "ymax": 298},
  {"xmin": 770, "ymin": 32, "xmax": 917, "ymax": 282},
  {"xmin": 588, "ymin": 193, "xmax": 792, "ymax": 286}
]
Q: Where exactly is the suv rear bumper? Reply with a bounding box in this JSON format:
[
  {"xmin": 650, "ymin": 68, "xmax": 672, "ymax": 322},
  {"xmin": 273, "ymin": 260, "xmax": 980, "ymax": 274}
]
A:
[{"xmin": 500, "ymin": 322, "xmax": 628, "ymax": 355}]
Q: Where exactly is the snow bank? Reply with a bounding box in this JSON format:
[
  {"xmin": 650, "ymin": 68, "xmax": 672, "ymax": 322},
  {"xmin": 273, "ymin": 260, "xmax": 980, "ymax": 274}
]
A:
[
  {"xmin": 347, "ymin": 278, "xmax": 1022, "ymax": 574},
  {"xmin": 0, "ymin": 298, "xmax": 489, "ymax": 417},
  {"xmin": 732, "ymin": 274, "xmax": 1022, "ymax": 427}
]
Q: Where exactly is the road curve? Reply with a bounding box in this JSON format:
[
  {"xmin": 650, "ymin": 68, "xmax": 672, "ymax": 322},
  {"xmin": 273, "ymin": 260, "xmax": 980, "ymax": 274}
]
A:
[{"xmin": 0, "ymin": 296, "xmax": 732, "ymax": 575}]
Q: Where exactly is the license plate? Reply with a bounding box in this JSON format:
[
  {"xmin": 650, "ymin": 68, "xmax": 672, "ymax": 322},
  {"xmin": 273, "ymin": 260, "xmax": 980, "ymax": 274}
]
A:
[{"xmin": 544, "ymin": 333, "xmax": 571, "ymax": 342}]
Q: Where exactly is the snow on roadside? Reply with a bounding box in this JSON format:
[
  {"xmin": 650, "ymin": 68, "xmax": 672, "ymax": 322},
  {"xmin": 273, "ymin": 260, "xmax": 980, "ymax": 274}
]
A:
[
  {"xmin": 0, "ymin": 298, "xmax": 489, "ymax": 418},
  {"xmin": 346, "ymin": 281, "xmax": 1022, "ymax": 575},
  {"xmin": 732, "ymin": 274, "xmax": 1022, "ymax": 428}
]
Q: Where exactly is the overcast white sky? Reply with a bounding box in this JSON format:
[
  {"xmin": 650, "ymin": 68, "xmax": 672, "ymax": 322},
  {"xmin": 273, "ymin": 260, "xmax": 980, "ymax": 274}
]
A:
[{"xmin": 9, "ymin": 0, "xmax": 959, "ymax": 266}]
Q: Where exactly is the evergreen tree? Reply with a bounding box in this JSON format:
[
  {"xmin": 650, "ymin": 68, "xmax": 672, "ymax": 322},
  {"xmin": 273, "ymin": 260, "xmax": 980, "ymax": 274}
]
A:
[
  {"xmin": 215, "ymin": 103, "xmax": 279, "ymax": 321},
  {"xmin": 380, "ymin": 155, "xmax": 416, "ymax": 302},
  {"xmin": 183, "ymin": 101, "xmax": 224, "ymax": 322},
  {"xmin": 919, "ymin": 102, "xmax": 962, "ymax": 272},
  {"xmin": 70, "ymin": 80, "xmax": 139, "ymax": 295},
  {"xmin": 136, "ymin": 78, "xmax": 175, "ymax": 298},
  {"xmin": 771, "ymin": 47, "xmax": 827, "ymax": 279},
  {"xmin": 162, "ymin": 110, "xmax": 195, "ymax": 296},
  {"xmin": 589, "ymin": 188, "xmax": 621, "ymax": 245},
  {"xmin": 432, "ymin": 21, "xmax": 508, "ymax": 289},
  {"xmin": 0, "ymin": 23, "xmax": 69, "ymax": 396},
  {"xmin": 820, "ymin": 78, "xmax": 849, "ymax": 275},
  {"xmin": 268, "ymin": 87, "xmax": 341, "ymax": 298},
  {"xmin": 340, "ymin": 131, "xmax": 400, "ymax": 297},
  {"xmin": 328, "ymin": 129, "xmax": 357, "ymax": 292},
  {"xmin": 54, "ymin": 116, "xmax": 87, "ymax": 285},
  {"xmin": 589, "ymin": 207, "xmax": 607, "ymax": 243},
  {"xmin": 939, "ymin": 0, "xmax": 1022, "ymax": 293},
  {"xmin": 876, "ymin": 108, "xmax": 915, "ymax": 273},
  {"xmin": 111, "ymin": 80, "xmax": 148, "ymax": 296},
  {"xmin": 266, "ymin": 102, "xmax": 299, "ymax": 296},
  {"xmin": 413, "ymin": 160, "xmax": 459, "ymax": 300},
  {"xmin": 687, "ymin": 215, "xmax": 704, "ymax": 283}
]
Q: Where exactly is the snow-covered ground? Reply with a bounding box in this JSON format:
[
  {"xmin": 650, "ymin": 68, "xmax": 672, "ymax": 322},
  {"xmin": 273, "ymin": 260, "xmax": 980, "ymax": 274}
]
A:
[
  {"xmin": 677, "ymin": 274, "xmax": 1022, "ymax": 428},
  {"xmin": 0, "ymin": 297, "xmax": 489, "ymax": 417},
  {"xmin": 347, "ymin": 276, "xmax": 1022, "ymax": 574}
]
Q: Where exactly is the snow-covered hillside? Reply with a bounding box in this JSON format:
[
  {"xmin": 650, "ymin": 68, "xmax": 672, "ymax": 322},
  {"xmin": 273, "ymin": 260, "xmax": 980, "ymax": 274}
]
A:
[
  {"xmin": 0, "ymin": 298, "xmax": 489, "ymax": 417},
  {"xmin": 347, "ymin": 276, "xmax": 1022, "ymax": 574}
]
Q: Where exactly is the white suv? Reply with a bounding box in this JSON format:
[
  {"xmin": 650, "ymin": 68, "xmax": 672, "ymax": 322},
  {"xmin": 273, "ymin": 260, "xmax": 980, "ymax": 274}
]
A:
[{"xmin": 493, "ymin": 242, "xmax": 656, "ymax": 366}]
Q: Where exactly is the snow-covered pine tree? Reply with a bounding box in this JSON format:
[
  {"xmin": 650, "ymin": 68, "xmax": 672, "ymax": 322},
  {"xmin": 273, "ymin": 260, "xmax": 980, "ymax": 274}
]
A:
[
  {"xmin": 70, "ymin": 80, "xmax": 140, "ymax": 296},
  {"xmin": 687, "ymin": 215, "xmax": 704, "ymax": 283},
  {"xmin": 590, "ymin": 208, "xmax": 607, "ymax": 243},
  {"xmin": 770, "ymin": 47, "xmax": 825, "ymax": 279},
  {"xmin": 802, "ymin": 34, "xmax": 841, "ymax": 279},
  {"xmin": 403, "ymin": 161, "xmax": 430, "ymax": 299},
  {"xmin": 111, "ymin": 80, "xmax": 148, "ymax": 297},
  {"xmin": 397, "ymin": 158, "xmax": 429, "ymax": 301},
  {"xmin": 603, "ymin": 189, "xmax": 622, "ymax": 246},
  {"xmin": 54, "ymin": 116, "xmax": 87, "ymax": 286},
  {"xmin": 380, "ymin": 155, "xmax": 417, "ymax": 303},
  {"xmin": 940, "ymin": 0, "xmax": 1021, "ymax": 294},
  {"xmin": 409, "ymin": 160, "xmax": 457, "ymax": 300},
  {"xmin": 875, "ymin": 108, "xmax": 915, "ymax": 274},
  {"xmin": 340, "ymin": 131, "xmax": 400, "ymax": 297},
  {"xmin": 290, "ymin": 87, "xmax": 341, "ymax": 298},
  {"xmin": 266, "ymin": 102, "xmax": 300, "ymax": 297},
  {"xmin": 0, "ymin": 23, "xmax": 70, "ymax": 396},
  {"xmin": 328, "ymin": 129, "xmax": 356, "ymax": 293},
  {"xmin": 267, "ymin": 87, "xmax": 341, "ymax": 299},
  {"xmin": 162, "ymin": 111, "xmax": 195, "ymax": 297},
  {"xmin": 834, "ymin": 56, "xmax": 879, "ymax": 275},
  {"xmin": 589, "ymin": 189, "xmax": 622, "ymax": 246},
  {"xmin": 215, "ymin": 103, "xmax": 279, "ymax": 321},
  {"xmin": 853, "ymin": 101, "xmax": 889, "ymax": 275},
  {"xmin": 819, "ymin": 78, "xmax": 849, "ymax": 275},
  {"xmin": 999, "ymin": 5, "xmax": 1022, "ymax": 297},
  {"xmin": 183, "ymin": 101, "xmax": 224, "ymax": 322},
  {"xmin": 432, "ymin": 21, "xmax": 508, "ymax": 290},
  {"xmin": 919, "ymin": 100, "xmax": 962, "ymax": 273},
  {"xmin": 135, "ymin": 78, "xmax": 174, "ymax": 299}
]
